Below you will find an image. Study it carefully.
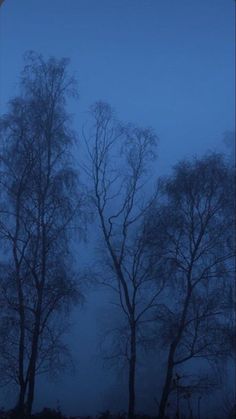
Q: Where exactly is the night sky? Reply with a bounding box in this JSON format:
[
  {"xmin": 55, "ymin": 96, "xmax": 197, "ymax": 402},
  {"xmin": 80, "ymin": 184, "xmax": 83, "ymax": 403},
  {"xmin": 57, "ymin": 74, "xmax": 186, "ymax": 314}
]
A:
[{"xmin": 0, "ymin": 0, "xmax": 235, "ymax": 416}]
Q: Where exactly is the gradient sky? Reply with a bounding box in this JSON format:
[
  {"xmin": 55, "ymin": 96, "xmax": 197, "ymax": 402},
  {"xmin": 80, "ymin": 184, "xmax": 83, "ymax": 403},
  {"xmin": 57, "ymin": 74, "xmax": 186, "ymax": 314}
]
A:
[
  {"xmin": 0, "ymin": 0, "xmax": 235, "ymax": 415},
  {"xmin": 0, "ymin": 0, "xmax": 235, "ymax": 172}
]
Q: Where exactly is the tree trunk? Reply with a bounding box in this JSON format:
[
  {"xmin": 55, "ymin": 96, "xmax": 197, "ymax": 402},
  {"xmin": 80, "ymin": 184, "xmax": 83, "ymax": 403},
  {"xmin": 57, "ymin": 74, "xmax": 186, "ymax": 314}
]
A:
[
  {"xmin": 158, "ymin": 285, "xmax": 192, "ymax": 419},
  {"xmin": 128, "ymin": 324, "xmax": 136, "ymax": 419},
  {"xmin": 26, "ymin": 325, "xmax": 39, "ymax": 416},
  {"xmin": 26, "ymin": 289, "xmax": 43, "ymax": 417},
  {"xmin": 158, "ymin": 343, "xmax": 175, "ymax": 419},
  {"xmin": 13, "ymin": 198, "xmax": 27, "ymax": 416},
  {"xmin": 26, "ymin": 208, "xmax": 46, "ymax": 416},
  {"xmin": 16, "ymin": 280, "xmax": 27, "ymax": 414},
  {"xmin": 16, "ymin": 281, "xmax": 27, "ymax": 412},
  {"xmin": 16, "ymin": 381, "xmax": 27, "ymax": 417}
]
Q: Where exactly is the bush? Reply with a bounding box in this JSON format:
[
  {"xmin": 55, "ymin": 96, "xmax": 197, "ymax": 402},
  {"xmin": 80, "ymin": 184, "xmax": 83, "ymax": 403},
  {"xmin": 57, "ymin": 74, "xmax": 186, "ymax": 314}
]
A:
[{"xmin": 34, "ymin": 408, "xmax": 67, "ymax": 419}]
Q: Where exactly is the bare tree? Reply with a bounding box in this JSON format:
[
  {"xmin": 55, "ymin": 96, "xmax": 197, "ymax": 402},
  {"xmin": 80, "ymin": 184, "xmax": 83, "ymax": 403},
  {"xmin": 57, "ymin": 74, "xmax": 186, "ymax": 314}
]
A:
[
  {"xmin": 0, "ymin": 52, "xmax": 84, "ymax": 416},
  {"xmin": 145, "ymin": 154, "xmax": 234, "ymax": 418},
  {"xmin": 83, "ymin": 102, "xmax": 162, "ymax": 419},
  {"xmin": 161, "ymin": 371, "xmax": 219, "ymax": 419}
]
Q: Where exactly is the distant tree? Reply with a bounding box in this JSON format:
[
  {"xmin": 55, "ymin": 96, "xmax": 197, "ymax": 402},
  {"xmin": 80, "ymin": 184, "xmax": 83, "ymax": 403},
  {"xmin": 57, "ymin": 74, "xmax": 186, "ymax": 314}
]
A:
[
  {"xmin": 145, "ymin": 154, "xmax": 234, "ymax": 418},
  {"xmin": 0, "ymin": 52, "xmax": 84, "ymax": 416},
  {"xmin": 83, "ymin": 102, "xmax": 163, "ymax": 419},
  {"xmin": 163, "ymin": 370, "xmax": 220, "ymax": 418},
  {"xmin": 223, "ymin": 130, "xmax": 235, "ymax": 165}
]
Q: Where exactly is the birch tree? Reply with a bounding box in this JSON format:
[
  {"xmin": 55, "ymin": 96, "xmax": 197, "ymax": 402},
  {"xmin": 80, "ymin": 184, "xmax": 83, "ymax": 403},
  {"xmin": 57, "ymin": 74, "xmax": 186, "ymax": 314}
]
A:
[
  {"xmin": 145, "ymin": 154, "xmax": 234, "ymax": 418},
  {"xmin": 0, "ymin": 52, "xmax": 83, "ymax": 416},
  {"xmin": 84, "ymin": 102, "xmax": 163, "ymax": 419}
]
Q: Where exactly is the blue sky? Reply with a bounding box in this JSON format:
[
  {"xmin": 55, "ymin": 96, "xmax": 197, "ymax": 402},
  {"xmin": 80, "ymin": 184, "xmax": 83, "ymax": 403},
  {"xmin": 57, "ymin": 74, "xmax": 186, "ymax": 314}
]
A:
[
  {"xmin": 0, "ymin": 0, "xmax": 235, "ymax": 174},
  {"xmin": 0, "ymin": 0, "xmax": 235, "ymax": 415}
]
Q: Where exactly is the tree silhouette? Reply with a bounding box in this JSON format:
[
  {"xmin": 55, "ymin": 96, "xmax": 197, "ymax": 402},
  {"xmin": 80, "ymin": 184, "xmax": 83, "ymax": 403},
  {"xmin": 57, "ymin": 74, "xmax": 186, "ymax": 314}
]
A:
[
  {"xmin": 145, "ymin": 154, "xmax": 234, "ymax": 418},
  {"xmin": 83, "ymin": 102, "xmax": 163, "ymax": 419},
  {"xmin": 0, "ymin": 52, "xmax": 83, "ymax": 416}
]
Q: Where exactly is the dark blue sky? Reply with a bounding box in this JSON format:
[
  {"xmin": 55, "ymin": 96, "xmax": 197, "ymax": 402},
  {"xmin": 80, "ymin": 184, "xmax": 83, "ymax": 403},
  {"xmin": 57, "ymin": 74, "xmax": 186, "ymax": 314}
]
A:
[
  {"xmin": 0, "ymin": 0, "xmax": 235, "ymax": 415},
  {"xmin": 0, "ymin": 0, "xmax": 235, "ymax": 173}
]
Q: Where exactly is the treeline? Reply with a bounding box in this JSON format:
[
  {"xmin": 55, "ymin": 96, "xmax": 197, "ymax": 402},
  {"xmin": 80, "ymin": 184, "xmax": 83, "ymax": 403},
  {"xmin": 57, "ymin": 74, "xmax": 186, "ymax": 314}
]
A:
[{"xmin": 0, "ymin": 53, "xmax": 234, "ymax": 419}]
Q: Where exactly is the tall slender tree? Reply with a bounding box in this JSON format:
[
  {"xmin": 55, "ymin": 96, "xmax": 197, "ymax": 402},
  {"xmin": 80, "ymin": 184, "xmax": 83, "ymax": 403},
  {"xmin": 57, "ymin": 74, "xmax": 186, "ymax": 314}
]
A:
[
  {"xmin": 84, "ymin": 102, "xmax": 164, "ymax": 419},
  {"xmin": 0, "ymin": 52, "xmax": 83, "ymax": 416}
]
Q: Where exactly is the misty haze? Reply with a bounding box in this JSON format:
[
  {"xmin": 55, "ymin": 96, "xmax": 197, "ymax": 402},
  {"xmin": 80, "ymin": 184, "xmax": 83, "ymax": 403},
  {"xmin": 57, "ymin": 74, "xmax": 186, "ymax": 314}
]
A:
[{"xmin": 0, "ymin": 1, "xmax": 235, "ymax": 419}]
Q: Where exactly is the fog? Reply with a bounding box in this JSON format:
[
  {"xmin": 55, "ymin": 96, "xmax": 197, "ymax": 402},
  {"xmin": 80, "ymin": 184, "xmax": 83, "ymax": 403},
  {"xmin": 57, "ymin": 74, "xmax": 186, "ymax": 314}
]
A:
[{"xmin": 0, "ymin": 1, "xmax": 235, "ymax": 418}]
